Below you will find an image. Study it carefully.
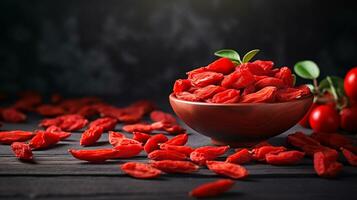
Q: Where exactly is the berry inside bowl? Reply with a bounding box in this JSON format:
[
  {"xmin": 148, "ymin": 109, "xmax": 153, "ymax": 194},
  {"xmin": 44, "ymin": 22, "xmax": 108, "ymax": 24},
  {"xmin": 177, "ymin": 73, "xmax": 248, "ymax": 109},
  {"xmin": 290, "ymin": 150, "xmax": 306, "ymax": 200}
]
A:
[{"xmin": 169, "ymin": 93, "xmax": 313, "ymax": 147}]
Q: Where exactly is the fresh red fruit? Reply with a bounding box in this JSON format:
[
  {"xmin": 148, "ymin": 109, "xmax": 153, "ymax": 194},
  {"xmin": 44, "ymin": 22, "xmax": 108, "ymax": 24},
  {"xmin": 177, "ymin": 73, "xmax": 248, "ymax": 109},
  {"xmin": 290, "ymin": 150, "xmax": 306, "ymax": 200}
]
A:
[
  {"xmin": 340, "ymin": 106, "xmax": 357, "ymax": 132},
  {"xmin": 309, "ymin": 105, "xmax": 340, "ymax": 133},
  {"xmin": 299, "ymin": 103, "xmax": 318, "ymax": 128},
  {"xmin": 344, "ymin": 67, "xmax": 357, "ymax": 101},
  {"xmin": 189, "ymin": 179, "xmax": 235, "ymax": 198},
  {"xmin": 120, "ymin": 162, "xmax": 161, "ymax": 179}
]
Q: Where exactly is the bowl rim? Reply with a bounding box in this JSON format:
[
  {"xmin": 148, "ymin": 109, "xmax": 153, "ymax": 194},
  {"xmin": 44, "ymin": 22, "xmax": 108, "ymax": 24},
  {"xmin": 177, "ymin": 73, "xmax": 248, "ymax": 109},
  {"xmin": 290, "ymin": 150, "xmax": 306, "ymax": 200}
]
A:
[{"xmin": 169, "ymin": 93, "xmax": 314, "ymax": 106}]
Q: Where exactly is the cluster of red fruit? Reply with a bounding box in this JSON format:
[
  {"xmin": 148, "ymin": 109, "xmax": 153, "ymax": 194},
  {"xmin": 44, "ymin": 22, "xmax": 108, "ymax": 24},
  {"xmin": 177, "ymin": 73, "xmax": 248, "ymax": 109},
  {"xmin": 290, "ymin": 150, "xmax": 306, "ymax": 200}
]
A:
[
  {"xmin": 299, "ymin": 67, "xmax": 357, "ymax": 133},
  {"xmin": 173, "ymin": 57, "xmax": 311, "ymax": 103}
]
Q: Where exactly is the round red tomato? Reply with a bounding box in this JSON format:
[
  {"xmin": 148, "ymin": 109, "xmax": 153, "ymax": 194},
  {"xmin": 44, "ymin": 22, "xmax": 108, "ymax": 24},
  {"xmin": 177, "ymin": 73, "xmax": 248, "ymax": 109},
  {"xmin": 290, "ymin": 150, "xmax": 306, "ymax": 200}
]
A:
[
  {"xmin": 309, "ymin": 105, "xmax": 340, "ymax": 133},
  {"xmin": 344, "ymin": 67, "xmax": 357, "ymax": 101},
  {"xmin": 340, "ymin": 106, "xmax": 357, "ymax": 132},
  {"xmin": 298, "ymin": 103, "xmax": 318, "ymax": 128}
]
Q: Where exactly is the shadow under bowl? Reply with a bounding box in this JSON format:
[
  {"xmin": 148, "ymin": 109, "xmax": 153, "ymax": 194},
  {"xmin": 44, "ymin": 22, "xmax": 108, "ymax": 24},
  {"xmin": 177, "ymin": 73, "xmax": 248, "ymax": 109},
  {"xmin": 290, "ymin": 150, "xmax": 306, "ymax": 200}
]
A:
[{"xmin": 169, "ymin": 94, "xmax": 313, "ymax": 147}]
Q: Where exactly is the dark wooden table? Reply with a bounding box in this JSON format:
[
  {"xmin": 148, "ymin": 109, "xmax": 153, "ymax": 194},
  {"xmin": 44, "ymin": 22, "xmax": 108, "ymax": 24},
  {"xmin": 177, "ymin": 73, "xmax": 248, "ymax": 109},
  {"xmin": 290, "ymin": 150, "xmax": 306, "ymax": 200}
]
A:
[{"xmin": 0, "ymin": 114, "xmax": 356, "ymax": 200}]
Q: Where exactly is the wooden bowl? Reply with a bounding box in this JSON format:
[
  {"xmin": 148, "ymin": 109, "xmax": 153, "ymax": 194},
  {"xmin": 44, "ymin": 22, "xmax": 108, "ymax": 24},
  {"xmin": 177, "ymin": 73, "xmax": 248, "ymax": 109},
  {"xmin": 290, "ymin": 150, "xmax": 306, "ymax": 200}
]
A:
[{"xmin": 169, "ymin": 94, "xmax": 313, "ymax": 147}]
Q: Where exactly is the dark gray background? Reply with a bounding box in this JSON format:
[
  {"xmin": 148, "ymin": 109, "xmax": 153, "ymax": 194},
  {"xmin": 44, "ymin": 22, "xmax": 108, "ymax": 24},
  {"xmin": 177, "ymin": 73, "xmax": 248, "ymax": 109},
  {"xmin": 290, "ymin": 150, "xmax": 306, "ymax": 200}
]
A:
[{"xmin": 1, "ymin": 0, "xmax": 356, "ymax": 99}]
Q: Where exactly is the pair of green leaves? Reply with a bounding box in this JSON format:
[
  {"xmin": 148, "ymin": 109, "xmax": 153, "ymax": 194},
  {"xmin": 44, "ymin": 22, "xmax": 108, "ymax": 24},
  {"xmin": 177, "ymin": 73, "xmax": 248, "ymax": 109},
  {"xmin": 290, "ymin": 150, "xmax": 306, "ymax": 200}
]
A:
[{"xmin": 214, "ymin": 49, "xmax": 260, "ymax": 64}]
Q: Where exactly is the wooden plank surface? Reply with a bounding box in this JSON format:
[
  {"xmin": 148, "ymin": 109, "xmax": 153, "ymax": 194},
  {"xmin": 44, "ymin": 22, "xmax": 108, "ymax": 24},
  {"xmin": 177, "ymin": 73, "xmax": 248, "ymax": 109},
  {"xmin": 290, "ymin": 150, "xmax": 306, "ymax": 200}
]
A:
[{"xmin": 0, "ymin": 115, "xmax": 356, "ymax": 200}]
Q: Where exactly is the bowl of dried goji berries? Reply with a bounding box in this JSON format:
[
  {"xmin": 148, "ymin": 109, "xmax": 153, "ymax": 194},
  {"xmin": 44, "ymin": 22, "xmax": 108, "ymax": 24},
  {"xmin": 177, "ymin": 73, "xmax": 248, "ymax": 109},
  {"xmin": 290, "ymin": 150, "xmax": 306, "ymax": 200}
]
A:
[{"xmin": 169, "ymin": 49, "xmax": 313, "ymax": 147}]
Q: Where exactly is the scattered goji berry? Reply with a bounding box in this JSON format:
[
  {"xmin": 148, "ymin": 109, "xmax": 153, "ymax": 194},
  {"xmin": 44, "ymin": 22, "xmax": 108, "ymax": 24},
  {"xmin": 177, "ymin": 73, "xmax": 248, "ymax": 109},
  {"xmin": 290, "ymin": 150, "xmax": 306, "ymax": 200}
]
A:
[
  {"xmin": 150, "ymin": 110, "xmax": 177, "ymax": 125},
  {"xmin": 189, "ymin": 179, "xmax": 235, "ymax": 198},
  {"xmin": 122, "ymin": 123, "xmax": 153, "ymax": 133},
  {"xmin": 80, "ymin": 126, "xmax": 104, "ymax": 146},
  {"xmin": 29, "ymin": 130, "xmax": 61, "ymax": 150},
  {"xmin": 190, "ymin": 146, "xmax": 229, "ymax": 165},
  {"xmin": 159, "ymin": 144, "xmax": 195, "ymax": 156},
  {"xmin": 0, "ymin": 130, "xmax": 34, "ymax": 144},
  {"xmin": 11, "ymin": 142, "xmax": 33, "ymax": 161},
  {"xmin": 40, "ymin": 114, "xmax": 88, "ymax": 131},
  {"xmin": 226, "ymin": 148, "xmax": 252, "ymax": 164},
  {"xmin": 314, "ymin": 151, "xmax": 343, "ymax": 178},
  {"xmin": 120, "ymin": 162, "xmax": 161, "ymax": 179},
  {"xmin": 311, "ymin": 132, "xmax": 353, "ymax": 150},
  {"xmin": 341, "ymin": 148, "xmax": 357, "ymax": 166},
  {"xmin": 164, "ymin": 133, "xmax": 188, "ymax": 146},
  {"xmin": 265, "ymin": 150, "xmax": 305, "ymax": 165},
  {"xmin": 36, "ymin": 104, "xmax": 65, "ymax": 117},
  {"xmin": 151, "ymin": 160, "xmax": 199, "ymax": 174},
  {"xmin": 108, "ymin": 131, "xmax": 125, "ymax": 146},
  {"xmin": 113, "ymin": 142, "xmax": 143, "ymax": 158},
  {"xmin": 1, "ymin": 108, "xmax": 27, "ymax": 123},
  {"xmin": 148, "ymin": 149, "xmax": 187, "ymax": 161},
  {"xmin": 206, "ymin": 161, "xmax": 249, "ymax": 179},
  {"xmin": 89, "ymin": 117, "xmax": 117, "ymax": 131},
  {"xmin": 251, "ymin": 145, "xmax": 286, "ymax": 161},
  {"xmin": 132, "ymin": 132, "xmax": 151, "ymax": 143},
  {"xmin": 287, "ymin": 132, "xmax": 321, "ymax": 148},
  {"xmin": 68, "ymin": 148, "xmax": 117, "ymax": 163},
  {"xmin": 46, "ymin": 126, "xmax": 71, "ymax": 140},
  {"xmin": 144, "ymin": 134, "xmax": 168, "ymax": 153}
]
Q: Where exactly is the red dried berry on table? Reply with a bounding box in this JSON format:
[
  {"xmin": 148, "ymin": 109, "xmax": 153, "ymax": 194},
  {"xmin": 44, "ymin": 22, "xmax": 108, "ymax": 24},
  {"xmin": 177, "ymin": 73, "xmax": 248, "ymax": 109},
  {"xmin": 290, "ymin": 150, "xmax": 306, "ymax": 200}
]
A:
[
  {"xmin": 265, "ymin": 150, "xmax": 305, "ymax": 165},
  {"xmin": 221, "ymin": 69, "xmax": 255, "ymax": 89},
  {"xmin": 132, "ymin": 132, "xmax": 151, "ymax": 143},
  {"xmin": 274, "ymin": 66, "xmax": 294, "ymax": 87},
  {"xmin": 40, "ymin": 114, "xmax": 88, "ymax": 132},
  {"xmin": 0, "ymin": 130, "xmax": 34, "ymax": 144},
  {"xmin": 29, "ymin": 130, "xmax": 61, "ymax": 150},
  {"xmin": 108, "ymin": 131, "xmax": 125, "ymax": 146},
  {"xmin": 11, "ymin": 142, "xmax": 33, "ymax": 161},
  {"xmin": 189, "ymin": 179, "xmax": 235, "ymax": 198},
  {"xmin": 309, "ymin": 105, "xmax": 340, "ymax": 133},
  {"xmin": 287, "ymin": 132, "xmax": 321, "ymax": 147},
  {"xmin": 144, "ymin": 134, "xmax": 169, "ymax": 153},
  {"xmin": 68, "ymin": 149, "xmax": 117, "ymax": 163},
  {"xmin": 113, "ymin": 142, "xmax": 143, "ymax": 158},
  {"xmin": 150, "ymin": 160, "xmax": 199, "ymax": 174},
  {"xmin": 164, "ymin": 133, "xmax": 188, "ymax": 146},
  {"xmin": 193, "ymin": 85, "xmax": 225, "ymax": 100},
  {"xmin": 80, "ymin": 126, "xmax": 104, "ymax": 146},
  {"xmin": 206, "ymin": 161, "xmax": 249, "ymax": 179},
  {"xmin": 120, "ymin": 162, "xmax": 161, "ymax": 179},
  {"xmin": 1, "ymin": 108, "xmax": 26, "ymax": 123},
  {"xmin": 46, "ymin": 126, "xmax": 71, "ymax": 140},
  {"xmin": 190, "ymin": 146, "xmax": 229, "ymax": 165},
  {"xmin": 226, "ymin": 148, "xmax": 252, "ymax": 164},
  {"xmin": 89, "ymin": 117, "xmax": 117, "ymax": 132},
  {"xmin": 251, "ymin": 146, "xmax": 287, "ymax": 161},
  {"xmin": 173, "ymin": 79, "xmax": 192, "ymax": 94},
  {"xmin": 310, "ymin": 132, "xmax": 352, "ymax": 150},
  {"xmin": 148, "ymin": 149, "xmax": 187, "ymax": 161},
  {"xmin": 210, "ymin": 89, "xmax": 240, "ymax": 103},
  {"xmin": 36, "ymin": 104, "xmax": 65, "ymax": 117},
  {"xmin": 122, "ymin": 123, "xmax": 153, "ymax": 133},
  {"xmin": 190, "ymin": 71, "xmax": 224, "ymax": 87},
  {"xmin": 240, "ymin": 86, "xmax": 277, "ymax": 103},
  {"xmin": 314, "ymin": 151, "xmax": 343, "ymax": 178},
  {"xmin": 159, "ymin": 144, "xmax": 195, "ymax": 156},
  {"xmin": 341, "ymin": 148, "xmax": 357, "ymax": 166},
  {"xmin": 150, "ymin": 110, "xmax": 177, "ymax": 125},
  {"xmin": 205, "ymin": 57, "xmax": 236, "ymax": 74}
]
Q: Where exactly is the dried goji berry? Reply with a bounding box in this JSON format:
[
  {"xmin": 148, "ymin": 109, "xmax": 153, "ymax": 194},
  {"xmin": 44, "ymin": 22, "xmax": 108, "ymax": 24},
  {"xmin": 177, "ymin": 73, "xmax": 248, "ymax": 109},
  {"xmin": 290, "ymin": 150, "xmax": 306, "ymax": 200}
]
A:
[
  {"xmin": 13, "ymin": 92, "xmax": 42, "ymax": 111},
  {"xmin": 36, "ymin": 104, "xmax": 65, "ymax": 117},
  {"xmin": 186, "ymin": 67, "xmax": 207, "ymax": 79},
  {"xmin": 189, "ymin": 179, "xmax": 235, "ymax": 198},
  {"xmin": 113, "ymin": 142, "xmax": 143, "ymax": 158},
  {"xmin": 240, "ymin": 86, "xmax": 277, "ymax": 103},
  {"xmin": 210, "ymin": 89, "xmax": 240, "ymax": 103},
  {"xmin": 173, "ymin": 79, "xmax": 192, "ymax": 94},
  {"xmin": 89, "ymin": 117, "xmax": 117, "ymax": 131},
  {"xmin": 311, "ymin": 132, "xmax": 353, "ymax": 150},
  {"xmin": 252, "ymin": 60, "xmax": 274, "ymax": 71},
  {"xmin": 77, "ymin": 104, "xmax": 99, "ymax": 118},
  {"xmin": 190, "ymin": 71, "xmax": 224, "ymax": 88},
  {"xmin": 162, "ymin": 124, "xmax": 186, "ymax": 135},
  {"xmin": 205, "ymin": 57, "xmax": 236, "ymax": 74},
  {"xmin": 265, "ymin": 150, "xmax": 305, "ymax": 165},
  {"xmin": 274, "ymin": 67, "xmax": 294, "ymax": 87},
  {"xmin": 255, "ymin": 77, "xmax": 286, "ymax": 90},
  {"xmin": 80, "ymin": 126, "xmax": 104, "ymax": 146},
  {"xmin": 51, "ymin": 93, "xmax": 62, "ymax": 104},
  {"xmin": 68, "ymin": 148, "xmax": 117, "ymax": 163},
  {"xmin": 237, "ymin": 62, "xmax": 267, "ymax": 76},
  {"xmin": 159, "ymin": 144, "xmax": 195, "ymax": 156},
  {"xmin": 120, "ymin": 162, "xmax": 161, "ymax": 179},
  {"xmin": 341, "ymin": 148, "xmax": 357, "ymax": 166},
  {"xmin": 276, "ymin": 88, "xmax": 306, "ymax": 102},
  {"xmin": 206, "ymin": 161, "xmax": 249, "ymax": 179},
  {"xmin": 226, "ymin": 148, "xmax": 252, "ymax": 164},
  {"xmin": 148, "ymin": 149, "xmax": 187, "ymax": 161},
  {"xmin": 150, "ymin": 110, "xmax": 177, "ymax": 125},
  {"xmin": 132, "ymin": 132, "xmax": 151, "ymax": 143},
  {"xmin": 150, "ymin": 160, "xmax": 199, "ymax": 174},
  {"xmin": 164, "ymin": 133, "xmax": 188, "ymax": 146},
  {"xmin": 122, "ymin": 123, "xmax": 153, "ymax": 133},
  {"xmin": 242, "ymin": 84, "xmax": 256, "ymax": 96},
  {"xmin": 175, "ymin": 91, "xmax": 201, "ymax": 102},
  {"xmin": 11, "ymin": 142, "xmax": 33, "ymax": 161},
  {"xmin": 190, "ymin": 146, "xmax": 229, "ymax": 165},
  {"xmin": 221, "ymin": 69, "xmax": 255, "ymax": 89},
  {"xmin": 46, "ymin": 126, "xmax": 72, "ymax": 140},
  {"xmin": 29, "ymin": 130, "xmax": 61, "ymax": 150},
  {"xmin": 314, "ymin": 151, "xmax": 343, "ymax": 178},
  {"xmin": 251, "ymin": 146, "xmax": 286, "ymax": 161},
  {"xmin": 252, "ymin": 141, "xmax": 272, "ymax": 148},
  {"xmin": 287, "ymin": 132, "xmax": 321, "ymax": 147},
  {"xmin": 108, "ymin": 131, "xmax": 125, "ymax": 146},
  {"xmin": 40, "ymin": 114, "xmax": 88, "ymax": 131},
  {"xmin": 144, "ymin": 134, "xmax": 168, "ymax": 153},
  {"xmin": 1, "ymin": 108, "xmax": 26, "ymax": 123},
  {"xmin": 193, "ymin": 85, "xmax": 225, "ymax": 100},
  {"xmin": 0, "ymin": 130, "xmax": 34, "ymax": 144}
]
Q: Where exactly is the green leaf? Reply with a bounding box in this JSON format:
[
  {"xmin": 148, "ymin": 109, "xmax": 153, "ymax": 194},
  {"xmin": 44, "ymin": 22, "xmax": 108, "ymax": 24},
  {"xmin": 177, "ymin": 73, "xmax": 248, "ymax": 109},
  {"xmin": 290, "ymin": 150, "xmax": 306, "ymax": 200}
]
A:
[
  {"xmin": 326, "ymin": 76, "xmax": 339, "ymax": 101},
  {"xmin": 214, "ymin": 49, "xmax": 241, "ymax": 63},
  {"xmin": 319, "ymin": 76, "xmax": 345, "ymax": 98},
  {"xmin": 294, "ymin": 60, "xmax": 320, "ymax": 80},
  {"xmin": 242, "ymin": 49, "xmax": 260, "ymax": 63}
]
